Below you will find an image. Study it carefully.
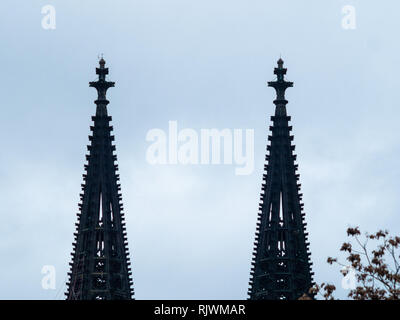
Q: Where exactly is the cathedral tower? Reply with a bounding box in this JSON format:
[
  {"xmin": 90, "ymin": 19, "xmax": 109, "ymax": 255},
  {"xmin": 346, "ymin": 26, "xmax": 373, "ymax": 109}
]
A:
[
  {"xmin": 66, "ymin": 59, "xmax": 134, "ymax": 300},
  {"xmin": 248, "ymin": 59, "xmax": 314, "ymax": 300}
]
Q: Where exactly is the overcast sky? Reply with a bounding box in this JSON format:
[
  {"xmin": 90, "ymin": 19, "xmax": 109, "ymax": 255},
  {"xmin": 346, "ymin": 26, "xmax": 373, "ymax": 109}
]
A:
[{"xmin": 0, "ymin": 0, "xmax": 399, "ymax": 299}]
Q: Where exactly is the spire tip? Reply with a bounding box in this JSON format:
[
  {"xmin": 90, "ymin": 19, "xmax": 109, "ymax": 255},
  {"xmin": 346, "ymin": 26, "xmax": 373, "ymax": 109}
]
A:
[
  {"xmin": 277, "ymin": 57, "xmax": 284, "ymax": 68},
  {"xmin": 98, "ymin": 53, "xmax": 105, "ymax": 68}
]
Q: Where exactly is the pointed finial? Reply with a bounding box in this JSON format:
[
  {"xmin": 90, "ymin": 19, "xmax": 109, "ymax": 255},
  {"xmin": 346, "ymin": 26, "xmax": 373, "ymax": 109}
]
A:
[
  {"xmin": 99, "ymin": 58, "xmax": 106, "ymax": 68},
  {"xmin": 267, "ymin": 57, "xmax": 293, "ymax": 106},
  {"xmin": 89, "ymin": 57, "xmax": 115, "ymax": 108},
  {"xmin": 274, "ymin": 57, "xmax": 287, "ymax": 82},
  {"xmin": 277, "ymin": 57, "xmax": 284, "ymax": 69},
  {"xmin": 98, "ymin": 54, "xmax": 106, "ymax": 69}
]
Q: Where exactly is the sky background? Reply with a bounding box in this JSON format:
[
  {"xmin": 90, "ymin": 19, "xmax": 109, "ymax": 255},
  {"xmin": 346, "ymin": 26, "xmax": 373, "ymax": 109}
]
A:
[{"xmin": 0, "ymin": 0, "xmax": 399, "ymax": 299}]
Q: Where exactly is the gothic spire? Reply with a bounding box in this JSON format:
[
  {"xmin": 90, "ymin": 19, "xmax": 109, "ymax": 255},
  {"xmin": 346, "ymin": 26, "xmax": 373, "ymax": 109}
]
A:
[
  {"xmin": 248, "ymin": 59, "xmax": 314, "ymax": 300},
  {"xmin": 66, "ymin": 59, "xmax": 134, "ymax": 300}
]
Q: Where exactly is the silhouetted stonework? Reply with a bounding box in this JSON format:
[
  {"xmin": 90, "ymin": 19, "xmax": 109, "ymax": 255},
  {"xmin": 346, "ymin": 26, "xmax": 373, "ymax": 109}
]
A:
[
  {"xmin": 66, "ymin": 59, "xmax": 133, "ymax": 300},
  {"xmin": 248, "ymin": 59, "xmax": 314, "ymax": 300}
]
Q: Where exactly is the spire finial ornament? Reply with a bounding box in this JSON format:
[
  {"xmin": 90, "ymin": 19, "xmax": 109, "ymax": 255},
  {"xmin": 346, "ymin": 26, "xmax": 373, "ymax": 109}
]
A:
[
  {"xmin": 89, "ymin": 58, "xmax": 115, "ymax": 115},
  {"xmin": 267, "ymin": 58, "xmax": 293, "ymax": 106},
  {"xmin": 99, "ymin": 57, "xmax": 105, "ymax": 68}
]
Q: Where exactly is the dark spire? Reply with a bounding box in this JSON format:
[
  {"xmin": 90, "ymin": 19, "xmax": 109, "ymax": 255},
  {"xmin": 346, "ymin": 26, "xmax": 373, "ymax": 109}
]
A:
[
  {"xmin": 66, "ymin": 60, "xmax": 134, "ymax": 300},
  {"xmin": 248, "ymin": 59, "xmax": 314, "ymax": 300}
]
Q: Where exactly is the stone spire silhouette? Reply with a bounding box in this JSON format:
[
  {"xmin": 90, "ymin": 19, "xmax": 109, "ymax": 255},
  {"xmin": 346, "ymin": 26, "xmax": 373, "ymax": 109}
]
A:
[
  {"xmin": 66, "ymin": 58, "xmax": 134, "ymax": 300},
  {"xmin": 248, "ymin": 58, "xmax": 314, "ymax": 300}
]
